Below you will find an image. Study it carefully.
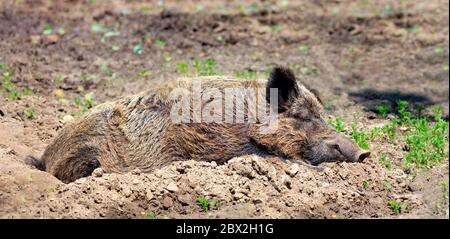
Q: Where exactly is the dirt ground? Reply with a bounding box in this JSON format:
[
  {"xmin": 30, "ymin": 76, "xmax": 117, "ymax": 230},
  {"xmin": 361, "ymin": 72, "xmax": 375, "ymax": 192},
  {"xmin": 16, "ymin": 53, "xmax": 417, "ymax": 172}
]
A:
[{"xmin": 0, "ymin": 0, "xmax": 448, "ymax": 218}]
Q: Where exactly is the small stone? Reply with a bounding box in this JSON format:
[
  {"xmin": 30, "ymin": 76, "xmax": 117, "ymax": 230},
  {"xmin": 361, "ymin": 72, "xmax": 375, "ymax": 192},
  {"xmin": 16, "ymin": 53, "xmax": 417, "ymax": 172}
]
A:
[
  {"xmin": 61, "ymin": 115, "xmax": 74, "ymax": 124},
  {"xmin": 53, "ymin": 89, "xmax": 65, "ymax": 98},
  {"xmin": 131, "ymin": 168, "xmax": 141, "ymax": 175},
  {"xmin": 146, "ymin": 191, "xmax": 154, "ymax": 201},
  {"xmin": 30, "ymin": 35, "xmax": 41, "ymax": 44},
  {"xmin": 281, "ymin": 175, "xmax": 292, "ymax": 189},
  {"xmin": 166, "ymin": 182, "xmax": 179, "ymax": 192},
  {"xmin": 253, "ymin": 198, "xmax": 263, "ymax": 204},
  {"xmin": 339, "ymin": 170, "xmax": 348, "ymax": 180},
  {"xmin": 132, "ymin": 179, "xmax": 140, "ymax": 185},
  {"xmin": 177, "ymin": 194, "xmax": 191, "ymax": 205},
  {"xmin": 45, "ymin": 34, "xmax": 60, "ymax": 43},
  {"xmin": 122, "ymin": 188, "xmax": 132, "ymax": 198},
  {"xmin": 94, "ymin": 198, "xmax": 102, "ymax": 204},
  {"xmin": 233, "ymin": 192, "xmax": 245, "ymax": 200},
  {"xmin": 288, "ymin": 163, "xmax": 299, "ymax": 177},
  {"xmin": 92, "ymin": 168, "xmax": 103, "ymax": 177},
  {"xmin": 201, "ymin": 161, "xmax": 211, "ymax": 167},
  {"xmin": 267, "ymin": 167, "xmax": 277, "ymax": 180},
  {"xmin": 163, "ymin": 197, "xmax": 173, "ymax": 209},
  {"xmin": 285, "ymin": 200, "xmax": 294, "ymax": 207}
]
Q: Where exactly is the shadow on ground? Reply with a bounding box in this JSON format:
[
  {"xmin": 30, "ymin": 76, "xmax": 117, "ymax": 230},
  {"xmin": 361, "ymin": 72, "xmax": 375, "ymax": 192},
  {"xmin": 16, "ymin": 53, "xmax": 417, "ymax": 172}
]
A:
[{"xmin": 348, "ymin": 88, "xmax": 442, "ymax": 116}]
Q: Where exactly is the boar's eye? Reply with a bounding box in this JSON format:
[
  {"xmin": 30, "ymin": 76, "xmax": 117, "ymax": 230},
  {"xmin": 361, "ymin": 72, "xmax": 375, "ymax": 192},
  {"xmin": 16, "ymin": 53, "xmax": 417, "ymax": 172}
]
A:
[{"xmin": 332, "ymin": 144, "xmax": 341, "ymax": 153}]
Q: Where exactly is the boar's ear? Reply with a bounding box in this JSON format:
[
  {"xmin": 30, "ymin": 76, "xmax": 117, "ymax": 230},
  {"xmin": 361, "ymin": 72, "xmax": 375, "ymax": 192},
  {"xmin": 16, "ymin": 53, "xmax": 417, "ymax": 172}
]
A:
[
  {"xmin": 309, "ymin": 88, "xmax": 323, "ymax": 105},
  {"xmin": 266, "ymin": 67, "xmax": 300, "ymax": 112}
]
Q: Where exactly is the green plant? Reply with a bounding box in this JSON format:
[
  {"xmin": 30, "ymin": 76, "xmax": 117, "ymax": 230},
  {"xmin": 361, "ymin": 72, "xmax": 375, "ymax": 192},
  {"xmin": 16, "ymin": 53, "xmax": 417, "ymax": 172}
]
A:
[
  {"xmin": 176, "ymin": 62, "xmax": 189, "ymax": 75},
  {"xmin": 7, "ymin": 91, "xmax": 21, "ymax": 101},
  {"xmin": 100, "ymin": 31, "xmax": 120, "ymax": 43},
  {"xmin": 434, "ymin": 47, "xmax": 444, "ymax": 54},
  {"xmin": 57, "ymin": 27, "xmax": 65, "ymax": 35},
  {"xmin": 99, "ymin": 64, "xmax": 108, "ymax": 73},
  {"xmin": 133, "ymin": 44, "xmax": 143, "ymax": 55},
  {"xmin": 396, "ymin": 100, "xmax": 411, "ymax": 124},
  {"xmin": 381, "ymin": 118, "xmax": 398, "ymax": 140},
  {"xmin": 196, "ymin": 196, "xmax": 210, "ymax": 212},
  {"xmin": 23, "ymin": 108, "xmax": 37, "ymax": 120},
  {"xmin": 362, "ymin": 180, "xmax": 369, "ymax": 189},
  {"xmin": 144, "ymin": 212, "xmax": 158, "ymax": 219},
  {"xmin": 137, "ymin": 69, "xmax": 151, "ymax": 78},
  {"xmin": 23, "ymin": 88, "xmax": 33, "ymax": 96},
  {"xmin": 329, "ymin": 116, "xmax": 345, "ymax": 133},
  {"xmin": 90, "ymin": 22, "xmax": 103, "ymax": 32},
  {"xmin": 234, "ymin": 69, "xmax": 258, "ymax": 79},
  {"xmin": 298, "ymin": 45, "xmax": 309, "ymax": 54},
  {"xmin": 194, "ymin": 59, "xmax": 217, "ymax": 76},
  {"xmin": 111, "ymin": 45, "xmax": 121, "ymax": 52},
  {"xmin": 99, "ymin": 65, "xmax": 118, "ymax": 81},
  {"xmin": 415, "ymin": 104, "xmax": 426, "ymax": 118},
  {"xmin": 1, "ymin": 63, "xmax": 13, "ymax": 84},
  {"xmin": 299, "ymin": 66, "xmax": 318, "ymax": 76},
  {"xmin": 323, "ymin": 101, "xmax": 332, "ymax": 111},
  {"xmin": 108, "ymin": 72, "xmax": 118, "ymax": 81},
  {"xmin": 1, "ymin": 64, "xmax": 32, "ymax": 101},
  {"xmin": 379, "ymin": 153, "xmax": 392, "ymax": 170},
  {"xmin": 440, "ymin": 181, "xmax": 449, "ymax": 201},
  {"xmin": 72, "ymin": 92, "xmax": 95, "ymax": 116},
  {"xmin": 43, "ymin": 24, "xmax": 53, "ymax": 35},
  {"xmin": 376, "ymin": 104, "xmax": 391, "ymax": 118},
  {"xmin": 244, "ymin": 2, "xmax": 259, "ymax": 13},
  {"xmin": 369, "ymin": 127, "xmax": 381, "ymax": 139},
  {"xmin": 404, "ymin": 26, "xmax": 419, "ymax": 33},
  {"xmin": 156, "ymin": 38, "xmax": 166, "ymax": 48},
  {"xmin": 2, "ymin": 80, "xmax": 13, "ymax": 91},
  {"xmin": 175, "ymin": 59, "xmax": 218, "ymax": 76},
  {"xmin": 404, "ymin": 105, "xmax": 448, "ymax": 168},
  {"xmin": 53, "ymin": 75, "xmax": 63, "ymax": 85},
  {"xmin": 388, "ymin": 199, "xmax": 402, "ymax": 215},
  {"xmin": 350, "ymin": 123, "xmax": 369, "ymax": 150},
  {"xmin": 384, "ymin": 180, "xmax": 392, "ymax": 192},
  {"xmin": 210, "ymin": 199, "xmax": 220, "ymax": 209}
]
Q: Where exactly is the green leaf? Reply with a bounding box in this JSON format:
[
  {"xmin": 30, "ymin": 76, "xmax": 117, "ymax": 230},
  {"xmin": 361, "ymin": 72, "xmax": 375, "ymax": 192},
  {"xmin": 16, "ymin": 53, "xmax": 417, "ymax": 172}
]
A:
[
  {"xmin": 43, "ymin": 24, "xmax": 53, "ymax": 35},
  {"xmin": 57, "ymin": 28, "xmax": 65, "ymax": 35},
  {"xmin": 90, "ymin": 22, "xmax": 102, "ymax": 32},
  {"xmin": 133, "ymin": 44, "xmax": 143, "ymax": 55}
]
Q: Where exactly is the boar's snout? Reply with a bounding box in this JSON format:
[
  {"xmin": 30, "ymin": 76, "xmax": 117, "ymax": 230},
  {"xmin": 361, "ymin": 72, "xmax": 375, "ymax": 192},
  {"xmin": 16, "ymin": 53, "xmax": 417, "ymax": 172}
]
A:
[
  {"xmin": 356, "ymin": 150, "xmax": 371, "ymax": 162},
  {"xmin": 324, "ymin": 134, "xmax": 371, "ymax": 163}
]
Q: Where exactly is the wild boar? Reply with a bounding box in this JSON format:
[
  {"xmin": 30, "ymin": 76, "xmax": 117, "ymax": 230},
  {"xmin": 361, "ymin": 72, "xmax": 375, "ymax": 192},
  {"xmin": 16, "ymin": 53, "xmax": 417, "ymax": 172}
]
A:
[{"xmin": 27, "ymin": 67, "xmax": 370, "ymax": 183}]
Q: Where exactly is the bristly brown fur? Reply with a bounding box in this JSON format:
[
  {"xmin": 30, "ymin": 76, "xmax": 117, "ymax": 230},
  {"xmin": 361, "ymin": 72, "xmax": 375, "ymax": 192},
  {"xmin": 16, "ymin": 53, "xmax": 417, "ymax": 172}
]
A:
[{"xmin": 36, "ymin": 67, "xmax": 366, "ymax": 183}]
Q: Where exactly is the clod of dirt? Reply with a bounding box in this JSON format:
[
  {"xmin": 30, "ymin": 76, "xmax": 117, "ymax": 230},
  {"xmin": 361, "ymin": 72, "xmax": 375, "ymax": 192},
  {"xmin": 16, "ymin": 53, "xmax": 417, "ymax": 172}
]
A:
[{"xmin": 92, "ymin": 168, "xmax": 103, "ymax": 177}]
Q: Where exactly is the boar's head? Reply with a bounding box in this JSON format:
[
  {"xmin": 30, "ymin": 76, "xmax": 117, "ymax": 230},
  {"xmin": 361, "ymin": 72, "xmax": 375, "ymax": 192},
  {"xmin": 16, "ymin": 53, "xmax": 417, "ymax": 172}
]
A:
[{"xmin": 259, "ymin": 67, "xmax": 370, "ymax": 165}]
